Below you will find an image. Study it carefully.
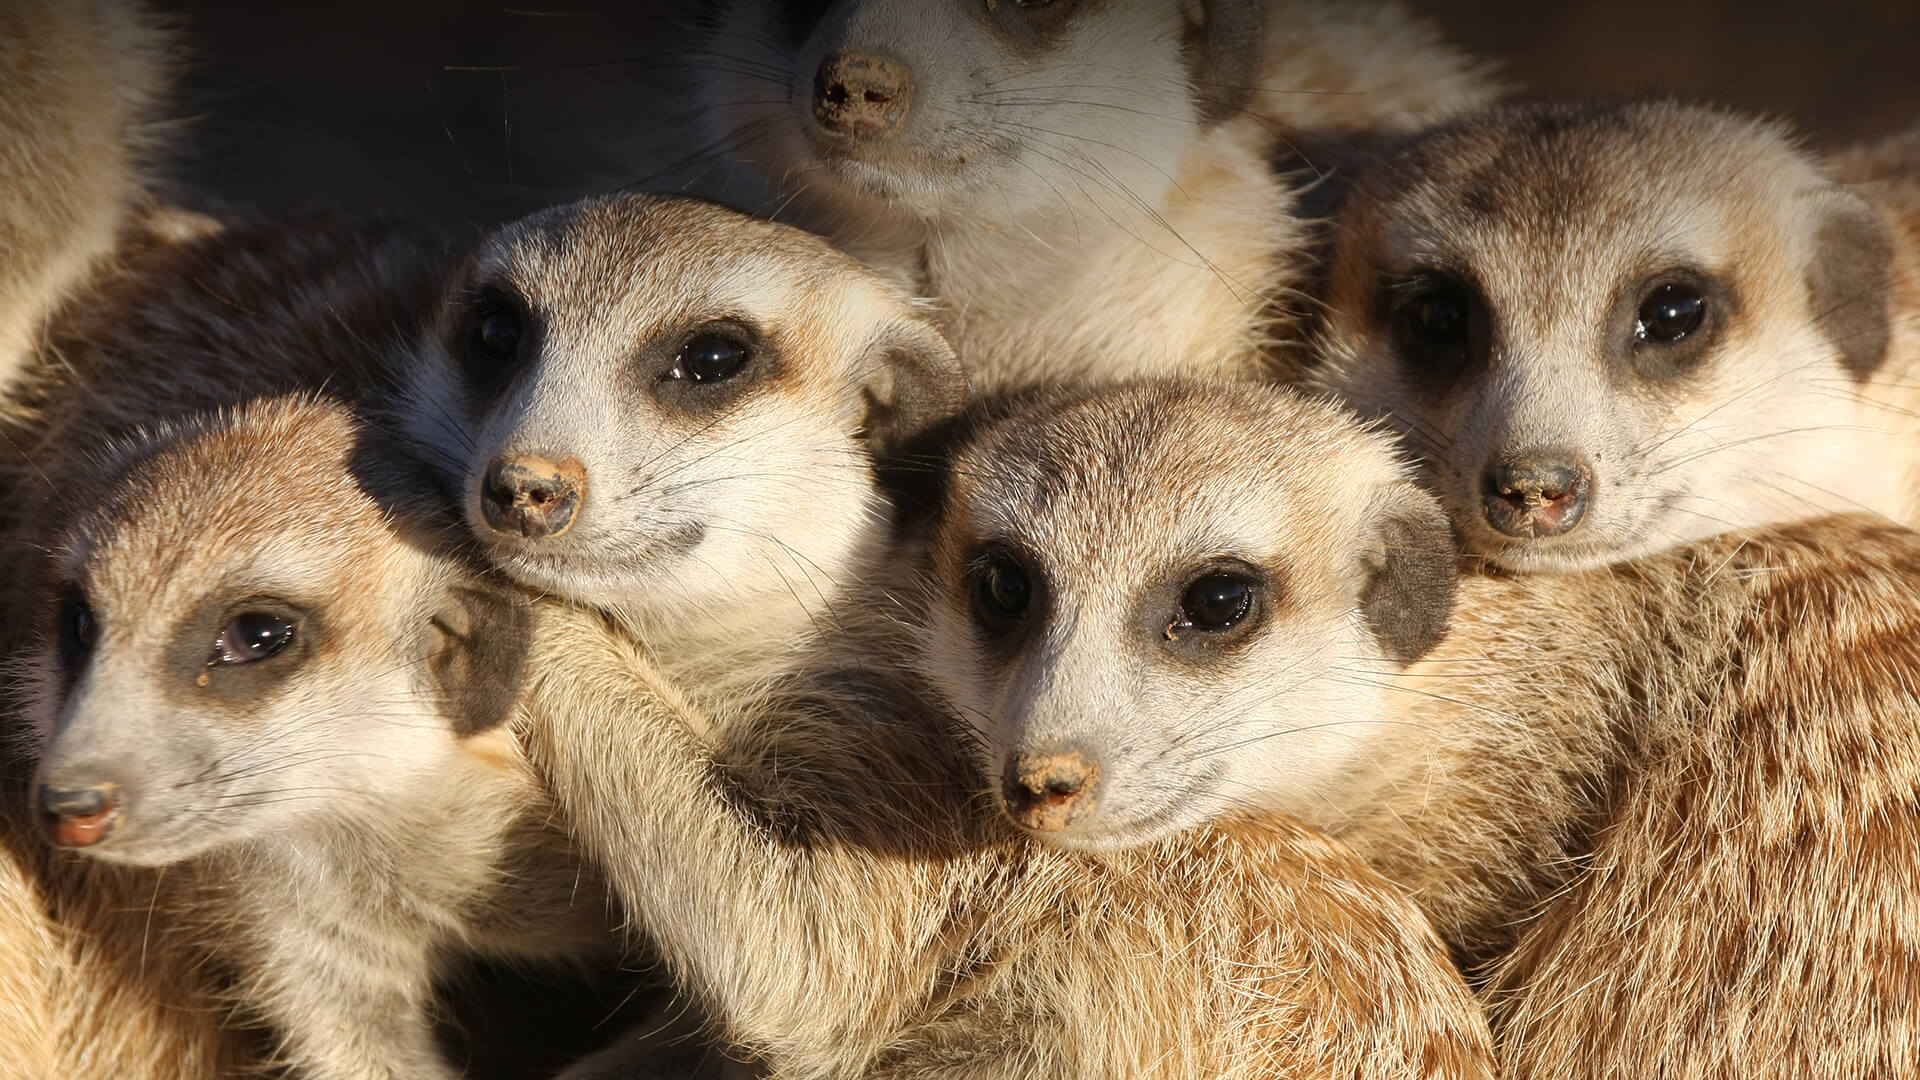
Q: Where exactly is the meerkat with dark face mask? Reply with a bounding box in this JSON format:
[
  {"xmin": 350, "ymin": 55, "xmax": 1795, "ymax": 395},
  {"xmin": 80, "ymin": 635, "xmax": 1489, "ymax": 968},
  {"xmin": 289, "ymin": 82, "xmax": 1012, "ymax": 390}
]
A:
[
  {"xmin": 917, "ymin": 377, "xmax": 1920, "ymax": 1078},
  {"xmin": 18, "ymin": 397, "xmax": 614, "ymax": 1080},
  {"xmin": 694, "ymin": 0, "xmax": 1495, "ymax": 390},
  {"xmin": 399, "ymin": 193, "xmax": 1495, "ymax": 1078},
  {"xmin": 0, "ymin": 0, "xmax": 181, "ymax": 393},
  {"xmin": 1305, "ymin": 100, "xmax": 1920, "ymax": 573}
]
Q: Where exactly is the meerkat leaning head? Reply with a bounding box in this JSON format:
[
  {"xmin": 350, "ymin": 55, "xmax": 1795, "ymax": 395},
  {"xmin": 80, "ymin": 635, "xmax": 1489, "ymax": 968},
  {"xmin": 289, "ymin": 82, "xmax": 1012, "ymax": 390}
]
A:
[
  {"xmin": 402, "ymin": 194, "xmax": 963, "ymax": 655},
  {"xmin": 28, "ymin": 397, "xmax": 527, "ymax": 865},
  {"xmin": 1308, "ymin": 100, "xmax": 1897, "ymax": 573},
  {"xmin": 915, "ymin": 380, "xmax": 1458, "ymax": 850}
]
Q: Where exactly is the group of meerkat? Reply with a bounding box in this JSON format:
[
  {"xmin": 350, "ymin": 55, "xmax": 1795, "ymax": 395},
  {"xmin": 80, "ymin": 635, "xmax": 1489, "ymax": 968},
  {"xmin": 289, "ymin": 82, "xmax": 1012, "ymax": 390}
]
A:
[{"xmin": 1, "ymin": 1, "xmax": 1917, "ymax": 1078}]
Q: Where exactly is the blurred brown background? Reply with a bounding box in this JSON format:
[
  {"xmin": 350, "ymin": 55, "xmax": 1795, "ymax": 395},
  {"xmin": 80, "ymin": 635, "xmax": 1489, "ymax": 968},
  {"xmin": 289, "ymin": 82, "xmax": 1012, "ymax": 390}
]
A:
[{"xmin": 167, "ymin": 1, "xmax": 1920, "ymax": 238}]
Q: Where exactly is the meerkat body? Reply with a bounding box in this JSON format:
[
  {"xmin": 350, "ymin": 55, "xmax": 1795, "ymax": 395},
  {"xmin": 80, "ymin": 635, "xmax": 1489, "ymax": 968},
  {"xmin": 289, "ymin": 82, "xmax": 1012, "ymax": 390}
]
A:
[
  {"xmin": 915, "ymin": 378, "xmax": 1920, "ymax": 1077},
  {"xmin": 1304, "ymin": 101, "xmax": 1920, "ymax": 572},
  {"xmin": 697, "ymin": 0, "xmax": 1495, "ymax": 390},
  {"xmin": 0, "ymin": 0, "xmax": 178, "ymax": 394},
  {"xmin": 401, "ymin": 194, "xmax": 1494, "ymax": 1078}
]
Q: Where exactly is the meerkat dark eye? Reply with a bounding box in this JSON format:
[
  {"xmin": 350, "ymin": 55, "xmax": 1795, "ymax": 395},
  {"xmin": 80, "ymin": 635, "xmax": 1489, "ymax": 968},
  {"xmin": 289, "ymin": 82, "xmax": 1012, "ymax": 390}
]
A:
[
  {"xmin": 1393, "ymin": 282, "xmax": 1476, "ymax": 372},
  {"xmin": 1175, "ymin": 573, "xmax": 1253, "ymax": 632},
  {"xmin": 973, "ymin": 555, "xmax": 1033, "ymax": 626},
  {"xmin": 1636, "ymin": 283, "xmax": 1706, "ymax": 344},
  {"xmin": 212, "ymin": 613, "xmax": 295, "ymax": 666},
  {"xmin": 56, "ymin": 585, "xmax": 97, "ymax": 670},
  {"xmin": 671, "ymin": 333, "xmax": 750, "ymax": 384},
  {"xmin": 468, "ymin": 304, "xmax": 522, "ymax": 366}
]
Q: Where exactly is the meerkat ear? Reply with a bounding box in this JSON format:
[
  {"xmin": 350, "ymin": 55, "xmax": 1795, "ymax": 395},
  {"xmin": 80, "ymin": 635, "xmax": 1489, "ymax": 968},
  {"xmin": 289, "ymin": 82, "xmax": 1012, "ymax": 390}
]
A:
[
  {"xmin": 1805, "ymin": 188, "xmax": 1894, "ymax": 381},
  {"xmin": 1179, "ymin": 0, "xmax": 1266, "ymax": 128},
  {"xmin": 859, "ymin": 314, "xmax": 969, "ymax": 457},
  {"xmin": 428, "ymin": 581, "xmax": 532, "ymax": 737},
  {"xmin": 1358, "ymin": 482, "xmax": 1459, "ymax": 665}
]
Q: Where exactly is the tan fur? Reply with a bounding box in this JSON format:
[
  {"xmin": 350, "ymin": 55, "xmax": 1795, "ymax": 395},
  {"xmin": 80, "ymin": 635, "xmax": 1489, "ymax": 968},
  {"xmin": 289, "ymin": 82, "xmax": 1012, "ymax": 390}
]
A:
[
  {"xmin": 917, "ymin": 378, "xmax": 1920, "ymax": 1077},
  {"xmin": 1305, "ymin": 101, "xmax": 1920, "ymax": 573},
  {"xmin": 522, "ymin": 598, "xmax": 1496, "ymax": 1079},
  {"xmin": 0, "ymin": 0, "xmax": 177, "ymax": 394},
  {"xmin": 699, "ymin": 0, "xmax": 1496, "ymax": 391}
]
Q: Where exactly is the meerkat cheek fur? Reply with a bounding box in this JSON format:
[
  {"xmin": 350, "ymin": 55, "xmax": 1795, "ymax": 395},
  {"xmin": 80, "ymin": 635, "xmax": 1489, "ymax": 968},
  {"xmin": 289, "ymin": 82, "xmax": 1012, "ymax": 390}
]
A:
[
  {"xmin": 695, "ymin": 0, "xmax": 1496, "ymax": 391},
  {"xmin": 915, "ymin": 378, "xmax": 1920, "ymax": 1077},
  {"xmin": 1306, "ymin": 100, "xmax": 1920, "ymax": 573}
]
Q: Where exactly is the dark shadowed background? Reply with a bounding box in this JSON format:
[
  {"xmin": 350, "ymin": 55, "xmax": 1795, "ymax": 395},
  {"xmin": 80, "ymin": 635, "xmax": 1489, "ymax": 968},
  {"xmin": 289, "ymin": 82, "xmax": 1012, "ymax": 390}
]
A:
[{"xmin": 165, "ymin": 1, "xmax": 1920, "ymax": 242}]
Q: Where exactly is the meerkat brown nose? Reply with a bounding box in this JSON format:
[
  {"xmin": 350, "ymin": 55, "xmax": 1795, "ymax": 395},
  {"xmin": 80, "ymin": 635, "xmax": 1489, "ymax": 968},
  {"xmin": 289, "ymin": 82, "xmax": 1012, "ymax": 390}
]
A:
[
  {"xmin": 39, "ymin": 781, "xmax": 122, "ymax": 847},
  {"xmin": 1482, "ymin": 455, "xmax": 1592, "ymax": 539},
  {"xmin": 1002, "ymin": 750, "xmax": 1102, "ymax": 833},
  {"xmin": 482, "ymin": 454, "xmax": 586, "ymax": 539},
  {"xmin": 813, "ymin": 52, "xmax": 913, "ymax": 140}
]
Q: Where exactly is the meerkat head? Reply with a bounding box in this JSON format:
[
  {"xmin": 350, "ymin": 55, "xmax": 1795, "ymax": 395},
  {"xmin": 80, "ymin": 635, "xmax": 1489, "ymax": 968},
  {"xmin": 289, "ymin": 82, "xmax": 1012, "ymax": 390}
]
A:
[
  {"xmin": 1311, "ymin": 101, "xmax": 1896, "ymax": 573},
  {"xmin": 27, "ymin": 397, "xmax": 529, "ymax": 866},
  {"xmin": 699, "ymin": 0, "xmax": 1265, "ymax": 227},
  {"xmin": 402, "ymin": 194, "xmax": 964, "ymax": 646},
  {"xmin": 915, "ymin": 380, "xmax": 1458, "ymax": 850}
]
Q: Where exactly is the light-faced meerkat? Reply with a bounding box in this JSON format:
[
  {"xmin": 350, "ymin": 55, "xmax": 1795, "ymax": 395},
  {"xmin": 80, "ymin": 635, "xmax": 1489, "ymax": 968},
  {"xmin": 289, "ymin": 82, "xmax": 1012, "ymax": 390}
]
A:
[
  {"xmin": 0, "ymin": 0, "xmax": 180, "ymax": 394},
  {"xmin": 1304, "ymin": 100, "xmax": 1920, "ymax": 573},
  {"xmin": 917, "ymin": 377, "xmax": 1920, "ymax": 1077},
  {"xmin": 18, "ymin": 395, "xmax": 615, "ymax": 1080},
  {"xmin": 398, "ymin": 192, "xmax": 1495, "ymax": 1077},
  {"xmin": 693, "ymin": 0, "xmax": 1497, "ymax": 389}
]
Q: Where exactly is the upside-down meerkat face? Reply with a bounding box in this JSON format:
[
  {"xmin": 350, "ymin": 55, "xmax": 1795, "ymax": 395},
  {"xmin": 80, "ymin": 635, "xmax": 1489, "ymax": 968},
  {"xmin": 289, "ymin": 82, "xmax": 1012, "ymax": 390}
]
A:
[
  {"xmin": 405, "ymin": 195, "xmax": 962, "ymax": 637},
  {"xmin": 28, "ymin": 399, "xmax": 527, "ymax": 866},
  {"xmin": 1312, "ymin": 101, "xmax": 1895, "ymax": 573},
  {"xmin": 917, "ymin": 381, "xmax": 1458, "ymax": 850},
  {"xmin": 700, "ymin": 0, "xmax": 1264, "ymax": 224}
]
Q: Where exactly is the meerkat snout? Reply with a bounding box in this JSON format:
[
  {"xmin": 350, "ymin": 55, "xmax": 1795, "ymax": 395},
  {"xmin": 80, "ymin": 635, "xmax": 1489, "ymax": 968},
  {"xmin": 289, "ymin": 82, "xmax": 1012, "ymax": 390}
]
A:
[
  {"xmin": 812, "ymin": 52, "xmax": 912, "ymax": 140},
  {"xmin": 1001, "ymin": 749, "xmax": 1102, "ymax": 833},
  {"xmin": 481, "ymin": 453, "xmax": 586, "ymax": 539},
  {"xmin": 36, "ymin": 780, "xmax": 121, "ymax": 848},
  {"xmin": 1481, "ymin": 452, "xmax": 1592, "ymax": 539}
]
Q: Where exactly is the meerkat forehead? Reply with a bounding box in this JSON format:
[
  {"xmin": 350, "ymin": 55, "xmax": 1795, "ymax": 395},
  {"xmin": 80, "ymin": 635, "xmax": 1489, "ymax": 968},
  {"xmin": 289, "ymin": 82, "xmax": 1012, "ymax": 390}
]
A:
[
  {"xmin": 1352, "ymin": 102, "xmax": 1820, "ymax": 301},
  {"xmin": 943, "ymin": 382, "xmax": 1406, "ymax": 592},
  {"xmin": 64, "ymin": 398, "xmax": 416, "ymax": 624},
  {"xmin": 474, "ymin": 195, "xmax": 900, "ymax": 379}
]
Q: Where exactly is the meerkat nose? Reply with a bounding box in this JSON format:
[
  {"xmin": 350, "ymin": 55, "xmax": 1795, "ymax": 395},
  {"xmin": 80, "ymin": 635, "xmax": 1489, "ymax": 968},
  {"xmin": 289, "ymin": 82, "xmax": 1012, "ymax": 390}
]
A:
[
  {"xmin": 812, "ymin": 52, "xmax": 913, "ymax": 140},
  {"xmin": 38, "ymin": 781, "xmax": 122, "ymax": 847},
  {"xmin": 1482, "ymin": 453, "xmax": 1592, "ymax": 539},
  {"xmin": 481, "ymin": 454, "xmax": 587, "ymax": 540},
  {"xmin": 1002, "ymin": 750, "xmax": 1102, "ymax": 832}
]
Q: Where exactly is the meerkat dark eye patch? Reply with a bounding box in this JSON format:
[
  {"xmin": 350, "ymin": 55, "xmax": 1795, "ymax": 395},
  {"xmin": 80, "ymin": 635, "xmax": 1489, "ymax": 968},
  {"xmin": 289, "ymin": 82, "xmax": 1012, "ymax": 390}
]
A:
[
  {"xmin": 972, "ymin": 550, "xmax": 1035, "ymax": 627},
  {"xmin": 54, "ymin": 583, "xmax": 97, "ymax": 683},
  {"xmin": 167, "ymin": 599, "xmax": 313, "ymax": 701},
  {"xmin": 1387, "ymin": 273, "xmax": 1484, "ymax": 386},
  {"xmin": 649, "ymin": 318, "xmax": 774, "ymax": 415},
  {"xmin": 1622, "ymin": 270, "xmax": 1725, "ymax": 382},
  {"xmin": 1143, "ymin": 559, "xmax": 1269, "ymax": 660},
  {"xmin": 456, "ymin": 286, "xmax": 540, "ymax": 402}
]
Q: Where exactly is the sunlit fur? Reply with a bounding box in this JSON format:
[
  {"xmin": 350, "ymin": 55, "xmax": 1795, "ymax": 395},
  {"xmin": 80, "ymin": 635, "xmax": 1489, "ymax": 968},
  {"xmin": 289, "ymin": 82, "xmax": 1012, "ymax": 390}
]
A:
[
  {"xmin": 916, "ymin": 378, "xmax": 1920, "ymax": 1077},
  {"xmin": 17, "ymin": 399, "xmax": 611, "ymax": 1080},
  {"xmin": 0, "ymin": 0, "xmax": 178, "ymax": 394},
  {"xmin": 916, "ymin": 380, "xmax": 1448, "ymax": 850},
  {"xmin": 400, "ymin": 193, "xmax": 959, "ymax": 711},
  {"xmin": 1308, "ymin": 101, "xmax": 1920, "ymax": 572},
  {"xmin": 524, "ymin": 597, "xmax": 1496, "ymax": 1080},
  {"xmin": 696, "ymin": 0, "xmax": 1495, "ymax": 390}
]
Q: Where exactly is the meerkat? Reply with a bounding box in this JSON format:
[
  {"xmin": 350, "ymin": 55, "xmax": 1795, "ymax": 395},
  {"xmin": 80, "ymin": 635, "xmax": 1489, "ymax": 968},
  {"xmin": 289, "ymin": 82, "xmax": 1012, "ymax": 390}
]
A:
[
  {"xmin": 1303, "ymin": 100, "xmax": 1920, "ymax": 573},
  {"xmin": 915, "ymin": 377, "xmax": 1920, "ymax": 1077},
  {"xmin": 393, "ymin": 192, "xmax": 1494, "ymax": 1077},
  {"xmin": 692, "ymin": 0, "xmax": 1496, "ymax": 390},
  {"xmin": 0, "ymin": 0, "xmax": 180, "ymax": 394},
  {"xmin": 18, "ymin": 395, "xmax": 616, "ymax": 1080}
]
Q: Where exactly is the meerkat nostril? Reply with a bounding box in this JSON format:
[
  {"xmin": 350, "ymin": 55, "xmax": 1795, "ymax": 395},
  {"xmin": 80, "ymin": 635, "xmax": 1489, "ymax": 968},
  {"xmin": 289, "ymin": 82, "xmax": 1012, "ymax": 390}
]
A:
[
  {"xmin": 38, "ymin": 781, "xmax": 122, "ymax": 848},
  {"xmin": 1482, "ymin": 456, "xmax": 1592, "ymax": 539},
  {"xmin": 480, "ymin": 454, "xmax": 587, "ymax": 540},
  {"xmin": 1002, "ymin": 750, "xmax": 1101, "ymax": 832},
  {"xmin": 812, "ymin": 52, "xmax": 913, "ymax": 140}
]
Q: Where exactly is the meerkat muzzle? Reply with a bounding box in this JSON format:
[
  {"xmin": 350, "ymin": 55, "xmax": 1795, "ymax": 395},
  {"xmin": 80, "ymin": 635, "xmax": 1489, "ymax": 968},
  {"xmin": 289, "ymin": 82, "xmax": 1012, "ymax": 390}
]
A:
[
  {"xmin": 38, "ymin": 781, "xmax": 122, "ymax": 847},
  {"xmin": 813, "ymin": 52, "xmax": 913, "ymax": 141},
  {"xmin": 1002, "ymin": 751, "xmax": 1102, "ymax": 833},
  {"xmin": 482, "ymin": 454, "xmax": 587, "ymax": 540},
  {"xmin": 1482, "ymin": 455, "xmax": 1592, "ymax": 539}
]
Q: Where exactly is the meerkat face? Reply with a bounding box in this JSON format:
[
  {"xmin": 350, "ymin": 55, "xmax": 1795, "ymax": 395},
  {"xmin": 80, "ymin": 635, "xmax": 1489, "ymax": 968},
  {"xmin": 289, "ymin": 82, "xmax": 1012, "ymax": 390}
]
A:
[
  {"xmin": 699, "ymin": 0, "xmax": 1264, "ymax": 226},
  {"xmin": 28, "ymin": 399, "xmax": 527, "ymax": 867},
  {"xmin": 916, "ymin": 381, "xmax": 1457, "ymax": 850},
  {"xmin": 1312, "ymin": 102, "xmax": 1896, "ymax": 573},
  {"xmin": 403, "ymin": 195, "xmax": 963, "ymax": 638}
]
